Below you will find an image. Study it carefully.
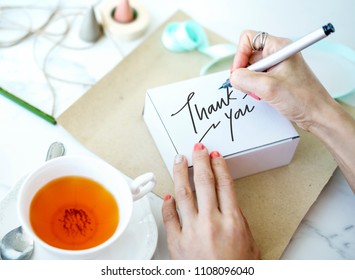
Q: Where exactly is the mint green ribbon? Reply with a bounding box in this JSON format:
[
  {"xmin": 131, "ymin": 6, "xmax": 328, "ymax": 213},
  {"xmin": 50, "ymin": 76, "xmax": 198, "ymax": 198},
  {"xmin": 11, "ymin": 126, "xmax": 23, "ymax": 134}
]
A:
[{"xmin": 161, "ymin": 20, "xmax": 236, "ymax": 75}]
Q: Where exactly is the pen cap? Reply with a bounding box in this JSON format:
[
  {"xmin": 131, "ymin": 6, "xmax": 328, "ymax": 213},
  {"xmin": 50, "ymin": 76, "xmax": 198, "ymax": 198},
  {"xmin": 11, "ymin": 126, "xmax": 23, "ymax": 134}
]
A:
[{"xmin": 323, "ymin": 23, "xmax": 335, "ymax": 36}]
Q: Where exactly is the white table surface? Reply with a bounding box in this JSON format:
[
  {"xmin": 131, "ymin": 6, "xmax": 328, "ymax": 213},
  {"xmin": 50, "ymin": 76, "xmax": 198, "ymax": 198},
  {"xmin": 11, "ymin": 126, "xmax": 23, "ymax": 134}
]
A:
[{"xmin": 0, "ymin": 0, "xmax": 354, "ymax": 260}]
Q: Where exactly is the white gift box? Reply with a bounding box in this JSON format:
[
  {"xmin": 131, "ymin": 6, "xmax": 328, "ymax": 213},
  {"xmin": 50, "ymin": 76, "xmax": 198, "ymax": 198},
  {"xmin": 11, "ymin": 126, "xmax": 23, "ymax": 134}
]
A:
[{"xmin": 143, "ymin": 70, "xmax": 299, "ymax": 180}]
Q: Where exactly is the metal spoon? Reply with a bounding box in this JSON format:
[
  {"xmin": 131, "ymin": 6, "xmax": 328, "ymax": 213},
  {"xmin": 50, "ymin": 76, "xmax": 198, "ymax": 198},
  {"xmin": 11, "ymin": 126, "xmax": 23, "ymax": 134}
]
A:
[{"xmin": 0, "ymin": 142, "xmax": 66, "ymax": 260}]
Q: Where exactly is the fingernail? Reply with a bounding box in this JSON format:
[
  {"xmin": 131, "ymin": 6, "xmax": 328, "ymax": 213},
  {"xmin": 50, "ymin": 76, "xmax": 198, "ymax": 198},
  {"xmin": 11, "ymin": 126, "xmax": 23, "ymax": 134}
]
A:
[
  {"xmin": 194, "ymin": 143, "xmax": 205, "ymax": 151},
  {"xmin": 174, "ymin": 154, "xmax": 184, "ymax": 164},
  {"xmin": 246, "ymin": 91, "xmax": 261, "ymax": 100},
  {"xmin": 210, "ymin": 151, "xmax": 221, "ymax": 159},
  {"xmin": 164, "ymin": 194, "xmax": 171, "ymax": 201}
]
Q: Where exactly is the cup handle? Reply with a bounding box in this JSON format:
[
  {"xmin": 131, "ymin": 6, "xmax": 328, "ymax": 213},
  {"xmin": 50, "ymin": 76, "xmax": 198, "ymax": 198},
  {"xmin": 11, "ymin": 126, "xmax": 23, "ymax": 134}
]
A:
[{"xmin": 130, "ymin": 172, "xmax": 156, "ymax": 201}]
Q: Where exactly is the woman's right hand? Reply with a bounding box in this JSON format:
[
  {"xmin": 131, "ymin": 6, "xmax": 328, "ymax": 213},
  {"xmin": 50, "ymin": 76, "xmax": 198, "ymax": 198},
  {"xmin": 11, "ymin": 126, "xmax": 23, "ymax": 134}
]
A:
[
  {"xmin": 230, "ymin": 30, "xmax": 355, "ymax": 193},
  {"xmin": 230, "ymin": 30, "xmax": 338, "ymax": 132}
]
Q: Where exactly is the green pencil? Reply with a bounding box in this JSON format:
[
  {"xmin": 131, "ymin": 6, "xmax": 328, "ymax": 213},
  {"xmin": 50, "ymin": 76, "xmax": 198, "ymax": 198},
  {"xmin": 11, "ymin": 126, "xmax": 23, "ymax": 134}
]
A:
[{"xmin": 0, "ymin": 87, "xmax": 57, "ymax": 125}]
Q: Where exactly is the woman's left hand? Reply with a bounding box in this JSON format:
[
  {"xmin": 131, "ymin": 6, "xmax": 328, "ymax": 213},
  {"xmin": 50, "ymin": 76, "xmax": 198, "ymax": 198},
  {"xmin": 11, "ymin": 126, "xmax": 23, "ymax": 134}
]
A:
[{"xmin": 162, "ymin": 143, "xmax": 261, "ymax": 260}]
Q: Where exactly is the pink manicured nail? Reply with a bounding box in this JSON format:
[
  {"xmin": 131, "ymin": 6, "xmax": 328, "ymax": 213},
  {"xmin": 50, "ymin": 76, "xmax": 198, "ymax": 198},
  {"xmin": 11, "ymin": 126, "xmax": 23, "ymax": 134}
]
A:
[
  {"xmin": 246, "ymin": 91, "xmax": 261, "ymax": 100},
  {"xmin": 210, "ymin": 151, "xmax": 221, "ymax": 159},
  {"xmin": 194, "ymin": 143, "xmax": 205, "ymax": 151},
  {"xmin": 164, "ymin": 194, "xmax": 171, "ymax": 201}
]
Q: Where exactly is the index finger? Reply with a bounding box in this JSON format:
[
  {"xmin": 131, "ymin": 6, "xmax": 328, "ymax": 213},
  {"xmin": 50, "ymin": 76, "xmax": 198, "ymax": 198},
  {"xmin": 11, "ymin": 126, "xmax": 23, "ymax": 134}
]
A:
[
  {"xmin": 173, "ymin": 154, "xmax": 197, "ymax": 220},
  {"xmin": 231, "ymin": 30, "xmax": 258, "ymax": 71}
]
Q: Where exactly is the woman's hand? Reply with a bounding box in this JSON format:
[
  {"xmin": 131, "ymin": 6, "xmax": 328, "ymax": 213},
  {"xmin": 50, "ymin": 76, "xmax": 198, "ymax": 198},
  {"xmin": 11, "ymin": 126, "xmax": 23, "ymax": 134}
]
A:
[
  {"xmin": 230, "ymin": 30, "xmax": 338, "ymax": 132},
  {"xmin": 162, "ymin": 143, "xmax": 261, "ymax": 260},
  {"xmin": 230, "ymin": 30, "xmax": 355, "ymax": 192}
]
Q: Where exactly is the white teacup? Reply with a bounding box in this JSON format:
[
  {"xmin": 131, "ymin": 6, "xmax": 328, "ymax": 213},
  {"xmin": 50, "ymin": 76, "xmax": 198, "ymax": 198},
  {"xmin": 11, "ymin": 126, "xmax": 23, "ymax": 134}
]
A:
[{"xmin": 17, "ymin": 155, "xmax": 156, "ymax": 259}]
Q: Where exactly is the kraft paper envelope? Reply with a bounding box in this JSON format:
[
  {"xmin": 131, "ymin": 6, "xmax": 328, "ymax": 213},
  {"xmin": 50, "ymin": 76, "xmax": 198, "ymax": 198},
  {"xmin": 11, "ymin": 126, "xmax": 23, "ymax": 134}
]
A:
[{"xmin": 58, "ymin": 11, "xmax": 355, "ymax": 259}]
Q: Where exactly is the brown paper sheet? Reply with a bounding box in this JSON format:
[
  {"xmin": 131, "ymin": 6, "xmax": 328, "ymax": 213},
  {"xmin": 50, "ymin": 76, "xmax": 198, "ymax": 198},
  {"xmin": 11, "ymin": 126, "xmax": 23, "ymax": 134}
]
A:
[{"xmin": 58, "ymin": 11, "xmax": 354, "ymax": 259}]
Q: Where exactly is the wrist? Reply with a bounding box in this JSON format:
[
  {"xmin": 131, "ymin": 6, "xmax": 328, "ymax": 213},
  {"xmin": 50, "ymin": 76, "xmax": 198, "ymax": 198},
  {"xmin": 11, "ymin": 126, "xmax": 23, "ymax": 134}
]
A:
[
  {"xmin": 308, "ymin": 98, "xmax": 355, "ymax": 192},
  {"xmin": 309, "ymin": 98, "xmax": 353, "ymax": 146}
]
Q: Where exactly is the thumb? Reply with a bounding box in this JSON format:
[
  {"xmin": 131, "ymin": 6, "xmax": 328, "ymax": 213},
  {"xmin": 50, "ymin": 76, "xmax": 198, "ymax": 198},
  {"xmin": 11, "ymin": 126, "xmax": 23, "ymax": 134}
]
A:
[{"xmin": 230, "ymin": 68, "xmax": 277, "ymax": 101}]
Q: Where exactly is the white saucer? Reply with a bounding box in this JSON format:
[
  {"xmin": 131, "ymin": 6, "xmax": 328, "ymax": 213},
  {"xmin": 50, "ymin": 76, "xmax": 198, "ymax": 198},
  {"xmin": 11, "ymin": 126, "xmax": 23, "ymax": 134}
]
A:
[{"xmin": 0, "ymin": 177, "xmax": 158, "ymax": 260}]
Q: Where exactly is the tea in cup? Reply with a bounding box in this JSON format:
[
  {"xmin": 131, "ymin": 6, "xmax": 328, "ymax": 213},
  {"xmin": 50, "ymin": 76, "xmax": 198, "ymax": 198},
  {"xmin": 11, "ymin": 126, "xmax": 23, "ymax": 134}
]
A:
[{"xmin": 17, "ymin": 155, "xmax": 156, "ymax": 259}]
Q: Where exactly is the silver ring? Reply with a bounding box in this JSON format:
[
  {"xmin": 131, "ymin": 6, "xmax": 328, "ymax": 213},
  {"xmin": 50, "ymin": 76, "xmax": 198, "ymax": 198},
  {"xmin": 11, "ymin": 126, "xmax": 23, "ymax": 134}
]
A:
[{"xmin": 252, "ymin": 32, "xmax": 268, "ymax": 51}]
